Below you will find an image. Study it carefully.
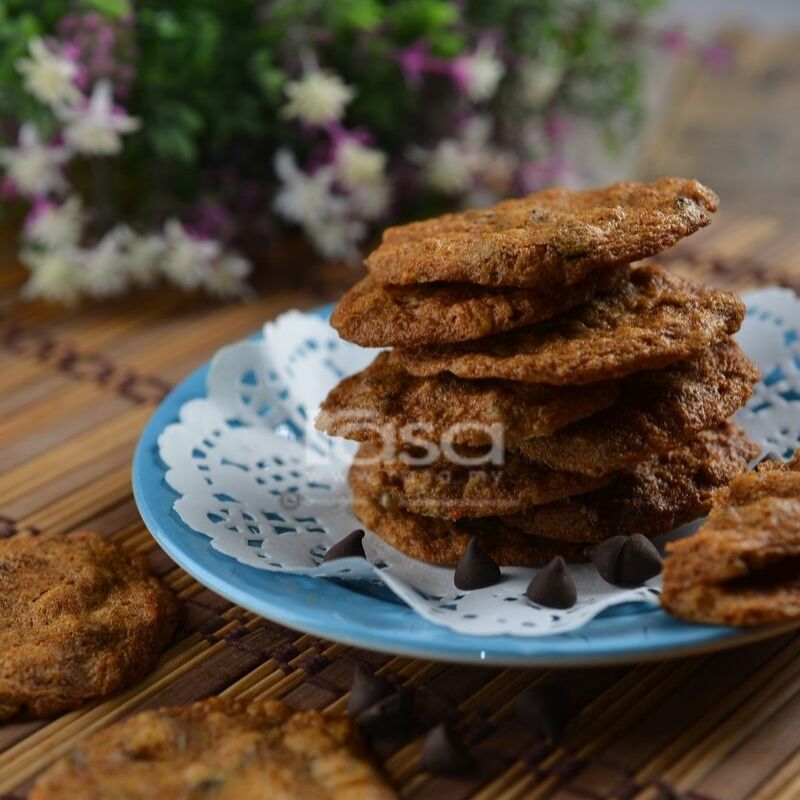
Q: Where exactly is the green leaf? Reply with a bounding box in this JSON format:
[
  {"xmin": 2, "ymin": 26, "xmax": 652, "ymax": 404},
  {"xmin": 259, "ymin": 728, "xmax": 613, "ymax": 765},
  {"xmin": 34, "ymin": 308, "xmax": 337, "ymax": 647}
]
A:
[
  {"xmin": 81, "ymin": 0, "xmax": 133, "ymax": 19},
  {"xmin": 250, "ymin": 50, "xmax": 286, "ymax": 102}
]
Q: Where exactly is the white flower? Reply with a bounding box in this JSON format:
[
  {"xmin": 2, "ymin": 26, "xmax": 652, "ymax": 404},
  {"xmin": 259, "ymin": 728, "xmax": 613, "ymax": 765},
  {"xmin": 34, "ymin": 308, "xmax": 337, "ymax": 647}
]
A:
[
  {"xmin": 521, "ymin": 60, "xmax": 563, "ymax": 107},
  {"xmin": 161, "ymin": 219, "xmax": 219, "ymax": 290},
  {"xmin": 420, "ymin": 140, "xmax": 474, "ymax": 194},
  {"xmin": 81, "ymin": 226, "xmax": 133, "ymax": 297},
  {"xmin": 124, "ymin": 231, "xmax": 166, "ymax": 287},
  {"xmin": 24, "ymin": 196, "xmax": 83, "ymax": 248},
  {"xmin": 203, "ymin": 253, "xmax": 252, "ymax": 298},
  {"xmin": 282, "ymin": 69, "xmax": 355, "ymax": 125},
  {"xmin": 458, "ymin": 42, "xmax": 505, "ymax": 103},
  {"xmin": 16, "ymin": 38, "xmax": 81, "ymax": 108},
  {"xmin": 61, "ymin": 81, "xmax": 140, "ymax": 156},
  {"xmin": 308, "ymin": 217, "xmax": 366, "ymax": 264},
  {"xmin": 334, "ymin": 140, "xmax": 390, "ymax": 220},
  {"xmin": 21, "ymin": 246, "xmax": 83, "ymax": 305},
  {"xmin": 414, "ymin": 117, "xmax": 516, "ymax": 200},
  {"xmin": 273, "ymin": 149, "xmax": 345, "ymax": 226},
  {"xmin": 274, "ymin": 149, "xmax": 371, "ymax": 262},
  {"xmin": 348, "ymin": 180, "xmax": 390, "ymax": 220},
  {"xmin": 0, "ymin": 124, "xmax": 69, "ymax": 197},
  {"xmin": 336, "ymin": 140, "xmax": 387, "ymax": 188}
]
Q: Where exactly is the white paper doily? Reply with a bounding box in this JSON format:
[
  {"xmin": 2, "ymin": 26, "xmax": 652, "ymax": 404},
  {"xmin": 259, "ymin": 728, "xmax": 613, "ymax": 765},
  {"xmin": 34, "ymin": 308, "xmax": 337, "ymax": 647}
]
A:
[{"xmin": 158, "ymin": 289, "xmax": 800, "ymax": 637}]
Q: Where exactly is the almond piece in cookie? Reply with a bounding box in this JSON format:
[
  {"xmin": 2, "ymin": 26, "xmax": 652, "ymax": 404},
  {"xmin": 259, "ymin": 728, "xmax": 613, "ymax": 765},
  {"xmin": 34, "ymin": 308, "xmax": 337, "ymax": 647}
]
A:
[
  {"xmin": 30, "ymin": 697, "xmax": 396, "ymax": 799},
  {"xmin": 0, "ymin": 531, "xmax": 177, "ymax": 721},
  {"xmin": 661, "ymin": 452, "xmax": 800, "ymax": 626},
  {"xmin": 365, "ymin": 178, "xmax": 718, "ymax": 289}
]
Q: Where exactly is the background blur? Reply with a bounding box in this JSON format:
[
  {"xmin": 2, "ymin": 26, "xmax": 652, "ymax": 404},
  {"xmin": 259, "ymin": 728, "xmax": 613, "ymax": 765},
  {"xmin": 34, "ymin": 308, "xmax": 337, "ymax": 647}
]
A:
[{"xmin": 0, "ymin": 0, "xmax": 797, "ymax": 306}]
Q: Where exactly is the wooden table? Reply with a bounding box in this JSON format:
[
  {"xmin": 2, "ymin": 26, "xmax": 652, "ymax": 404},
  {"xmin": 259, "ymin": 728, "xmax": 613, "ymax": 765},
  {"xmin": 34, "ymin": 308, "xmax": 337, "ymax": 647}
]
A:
[{"xmin": 1, "ymin": 213, "xmax": 799, "ymax": 800}]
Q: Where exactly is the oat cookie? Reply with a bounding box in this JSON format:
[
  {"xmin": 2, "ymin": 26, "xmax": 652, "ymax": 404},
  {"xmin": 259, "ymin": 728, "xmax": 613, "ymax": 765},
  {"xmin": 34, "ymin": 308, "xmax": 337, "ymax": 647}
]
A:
[
  {"xmin": 353, "ymin": 492, "xmax": 589, "ymax": 567},
  {"xmin": 661, "ymin": 453, "xmax": 800, "ymax": 626},
  {"xmin": 505, "ymin": 424, "xmax": 758, "ymax": 543},
  {"xmin": 332, "ymin": 266, "xmax": 628, "ymax": 347},
  {"xmin": 30, "ymin": 697, "xmax": 396, "ymax": 800},
  {"xmin": 0, "ymin": 531, "xmax": 177, "ymax": 722},
  {"xmin": 315, "ymin": 351, "xmax": 620, "ymax": 447},
  {"xmin": 349, "ymin": 444, "xmax": 608, "ymax": 520},
  {"xmin": 513, "ymin": 339, "xmax": 759, "ymax": 475},
  {"xmin": 395, "ymin": 265, "xmax": 745, "ymax": 385},
  {"xmin": 366, "ymin": 178, "xmax": 717, "ymax": 289}
]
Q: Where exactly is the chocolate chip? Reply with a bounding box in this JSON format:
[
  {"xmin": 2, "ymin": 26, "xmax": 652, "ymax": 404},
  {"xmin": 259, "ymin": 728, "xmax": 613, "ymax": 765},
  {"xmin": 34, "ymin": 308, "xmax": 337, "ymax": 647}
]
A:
[
  {"xmin": 323, "ymin": 529, "xmax": 366, "ymax": 562},
  {"xmin": 348, "ymin": 665, "xmax": 393, "ymax": 716},
  {"xmin": 356, "ymin": 688, "xmax": 413, "ymax": 740},
  {"xmin": 526, "ymin": 556, "xmax": 577, "ymax": 609},
  {"xmin": 516, "ymin": 683, "xmax": 568, "ymax": 740},
  {"xmin": 454, "ymin": 537, "xmax": 502, "ymax": 590},
  {"xmin": 420, "ymin": 723, "xmax": 475, "ymax": 776},
  {"xmin": 593, "ymin": 534, "xmax": 662, "ymax": 586}
]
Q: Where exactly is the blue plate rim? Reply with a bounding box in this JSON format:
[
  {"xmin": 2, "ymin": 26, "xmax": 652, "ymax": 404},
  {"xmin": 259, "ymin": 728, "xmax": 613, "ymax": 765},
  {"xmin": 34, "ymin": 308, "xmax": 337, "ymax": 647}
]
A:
[{"xmin": 131, "ymin": 304, "xmax": 797, "ymax": 666}]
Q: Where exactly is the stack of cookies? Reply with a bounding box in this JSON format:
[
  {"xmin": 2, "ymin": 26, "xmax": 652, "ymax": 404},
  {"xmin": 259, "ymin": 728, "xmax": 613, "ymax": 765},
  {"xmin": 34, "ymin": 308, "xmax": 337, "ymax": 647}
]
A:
[{"xmin": 316, "ymin": 178, "xmax": 761, "ymax": 567}]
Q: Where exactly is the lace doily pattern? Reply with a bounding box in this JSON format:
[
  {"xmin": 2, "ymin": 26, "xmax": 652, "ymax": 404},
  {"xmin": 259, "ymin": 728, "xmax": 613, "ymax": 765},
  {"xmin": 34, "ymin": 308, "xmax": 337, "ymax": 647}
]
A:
[{"xmin": 157, "ymin": 288, "xmax": 798, "ymax": 637}]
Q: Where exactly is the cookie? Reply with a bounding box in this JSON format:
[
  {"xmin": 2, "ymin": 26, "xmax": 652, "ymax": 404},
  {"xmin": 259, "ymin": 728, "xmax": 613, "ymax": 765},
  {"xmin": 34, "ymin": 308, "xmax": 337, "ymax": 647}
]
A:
[
  {"xmin": 504, "ymin": 424, "xmax": 758, "ymax": 543},
  {"xmin": 513, "ymin": 339, "xmax": 759, "ymax": 476},
  {"xmin": 365, "ymin": 178, "xmax": 717, "ymax": 289},
  {"xmin": 352, "ymin": 492, "xmax": 589, "ymax": 567},
  {"xmin": 349, "ymin": 443, "xmax": 608, "ymax": 520},
  {"xmin": 661, "ymin": 453, "xmax": 800, "ymax": 626},
  {"xmin": 0, "ymin": 531, "xmax": 177, "ymax": 722},
  {"xmin": 331, "ymin": 266, "xmax": 628, "ymax": 347},
  {"xmin": 395, "ymin": 265, "xmax": 745, "ymax": 385},
  {"xmin": 315, "ymin": 351, "xmax": 620, "ymax": 447},
  {"xmin": 30, "ymin": 697, "xmax": 396, "ymax": 800}
]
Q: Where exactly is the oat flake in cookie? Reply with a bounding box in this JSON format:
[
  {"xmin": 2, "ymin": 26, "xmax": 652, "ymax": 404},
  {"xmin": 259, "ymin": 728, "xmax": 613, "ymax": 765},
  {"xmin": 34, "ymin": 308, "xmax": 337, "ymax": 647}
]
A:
[
  {"xmin": 30, "ymin": 697, "xmax": 397, "ymax": 800},
  {"xmin": 0, "ymin": 531, "xmax": 177, "ymax": 721},
  {"xmin": 365, "ymin": 178, "xmax": 718, "ymax": 289},
  {"xmin": 662, "ymin": 452, "xmax": 800, "ymax": 626}
]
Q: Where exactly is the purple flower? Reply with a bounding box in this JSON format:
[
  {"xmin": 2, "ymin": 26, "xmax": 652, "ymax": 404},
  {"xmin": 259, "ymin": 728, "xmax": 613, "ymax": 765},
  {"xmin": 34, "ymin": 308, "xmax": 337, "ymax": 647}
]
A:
[
  {"xmin": 397, "ymin": 41, "xmax": 430, "ymax": 87},
  {"xmin": 545, "ymin": 114, "xmax": 570, "ymax": 142},
  {"xmin": 661, "ymin": 25, "xmax": 687, "ymax": 55},
  {"xmin": 700, "ymin": 42, "xmax": 731, "ymax": 71}
]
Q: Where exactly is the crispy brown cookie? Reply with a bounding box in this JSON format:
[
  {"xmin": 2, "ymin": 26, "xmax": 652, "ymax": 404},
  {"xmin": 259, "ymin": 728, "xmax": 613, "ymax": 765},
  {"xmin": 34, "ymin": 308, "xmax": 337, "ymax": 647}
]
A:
[
  {"xmin": 353, "ymin": 492, "xmax": 589, "ymax": 567},
  {"xmin": 0, "ymin": 531, "xmax": 177, "ymax": 722},
  {"xmin": 315, "ymin": 351, "xmax": 620, "ymax": 447},
  {"xmin": 331, "ymin": 266, "xmax": 628, "ymax": 347},
  {"xmin": 513, "ymin": 339, "xmax": 759, "ymax": 475},
  {"xmin": 366, "ymin": 178, "xmax": 717, "ymax": 289},
  {"xmin": 661, "ymin": 453, "xmax": 800, "ymax": 626},
  {"xmin": 30, "ymin": 697, "xmax": 396, "ymax": 800},
  {"xmin": 504, "ymin": 424, "xmax": 758, "ymax": 543},
  {"xmin": 395, "ymin": 265, "xmax": 745, "ymax": 385},
  {"xmin": 349, "ymin": 443, "xmax": 608, "ymax": 520}
]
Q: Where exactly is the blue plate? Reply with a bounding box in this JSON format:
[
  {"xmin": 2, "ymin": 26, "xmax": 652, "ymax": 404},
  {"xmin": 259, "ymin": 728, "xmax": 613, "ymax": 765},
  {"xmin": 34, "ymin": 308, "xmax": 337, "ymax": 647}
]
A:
[{"xmin": 132, "ymin": 306, "xmax": 796, "ymax": 666}]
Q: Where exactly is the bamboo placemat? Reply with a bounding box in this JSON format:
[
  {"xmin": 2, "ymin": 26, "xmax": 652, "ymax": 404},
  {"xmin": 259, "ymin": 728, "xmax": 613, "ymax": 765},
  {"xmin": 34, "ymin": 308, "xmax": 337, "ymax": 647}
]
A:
[{"xmin": 0, "ymin": 214, "xmax": 799, "ymax": 799}]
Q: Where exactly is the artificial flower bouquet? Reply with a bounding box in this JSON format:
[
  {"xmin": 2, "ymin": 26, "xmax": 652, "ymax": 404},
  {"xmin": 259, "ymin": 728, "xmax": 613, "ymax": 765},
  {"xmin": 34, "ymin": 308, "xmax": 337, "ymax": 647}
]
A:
[{"xmin": 0, "ymin": 0, "xmax": 712, "ymax": 304}]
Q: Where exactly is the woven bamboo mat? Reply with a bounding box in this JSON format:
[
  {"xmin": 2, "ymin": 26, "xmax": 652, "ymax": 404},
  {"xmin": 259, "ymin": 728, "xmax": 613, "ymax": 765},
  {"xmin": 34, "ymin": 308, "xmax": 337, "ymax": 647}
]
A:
[{"xmin": 0, "ymin": 214, "xmax": 799, "ymax": 800}]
